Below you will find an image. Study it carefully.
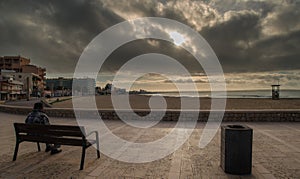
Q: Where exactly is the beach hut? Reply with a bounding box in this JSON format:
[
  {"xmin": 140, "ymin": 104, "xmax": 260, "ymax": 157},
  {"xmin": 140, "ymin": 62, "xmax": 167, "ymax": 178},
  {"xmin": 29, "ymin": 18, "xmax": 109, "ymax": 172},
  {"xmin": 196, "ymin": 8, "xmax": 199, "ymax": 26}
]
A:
[{"xmin": 271, "ymin": 84, "xmax": 280, "ymax": 100}]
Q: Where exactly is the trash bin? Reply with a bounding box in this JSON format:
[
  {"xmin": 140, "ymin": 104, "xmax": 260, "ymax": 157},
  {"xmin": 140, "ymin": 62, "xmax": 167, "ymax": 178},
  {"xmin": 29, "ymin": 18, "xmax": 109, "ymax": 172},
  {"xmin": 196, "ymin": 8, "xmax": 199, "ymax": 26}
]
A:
[{"xmin": 221, "ymin": 125, "xmax": 253, "ymax": 175}]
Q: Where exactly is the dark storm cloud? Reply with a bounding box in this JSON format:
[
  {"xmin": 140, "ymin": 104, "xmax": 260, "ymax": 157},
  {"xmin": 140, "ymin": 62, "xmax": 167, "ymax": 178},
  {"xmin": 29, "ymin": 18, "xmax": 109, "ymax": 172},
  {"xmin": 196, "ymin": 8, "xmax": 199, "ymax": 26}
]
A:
[
  {"xmin": 0, "ymin": 0, "xmax": 300, "ymax": 76},
  {"xmin": 251, "ymin": 30, "xmax": 300, "ymax": 70},
  {"xmin": 101, "ymin": 39, "xmax": 202, "ymax": 75},
  {"xmin": 0, "ymin": 0, "xmax": 123, "ymax": 74},
  {"xmin": 200, "ymin": 10, "xmax": 262, "ymax": 72}
]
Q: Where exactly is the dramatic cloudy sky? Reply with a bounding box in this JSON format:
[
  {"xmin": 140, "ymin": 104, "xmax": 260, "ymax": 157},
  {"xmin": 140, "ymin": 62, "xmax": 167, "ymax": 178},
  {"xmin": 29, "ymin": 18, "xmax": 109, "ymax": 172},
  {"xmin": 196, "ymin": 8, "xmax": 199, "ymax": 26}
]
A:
[{"xmin": 0, "ymin": 0, "xmax": 300, "ymax": 90}]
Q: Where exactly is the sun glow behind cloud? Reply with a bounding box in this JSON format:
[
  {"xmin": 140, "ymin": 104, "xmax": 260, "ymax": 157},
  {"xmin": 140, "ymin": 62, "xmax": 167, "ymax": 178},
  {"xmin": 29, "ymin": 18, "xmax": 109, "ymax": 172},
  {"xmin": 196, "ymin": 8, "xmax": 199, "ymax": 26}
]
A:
[{"xmin": 169, "ymin": 31, "xmax": 185, "ymax": 46}]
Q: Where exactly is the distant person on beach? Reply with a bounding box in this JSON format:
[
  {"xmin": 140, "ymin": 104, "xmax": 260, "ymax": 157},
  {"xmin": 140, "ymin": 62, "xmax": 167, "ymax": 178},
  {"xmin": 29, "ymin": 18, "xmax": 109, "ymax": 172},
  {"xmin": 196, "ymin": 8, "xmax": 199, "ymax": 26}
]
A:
[{"xmin": 25, "ymin": 102, "xmax": 62, "ymax": 155}]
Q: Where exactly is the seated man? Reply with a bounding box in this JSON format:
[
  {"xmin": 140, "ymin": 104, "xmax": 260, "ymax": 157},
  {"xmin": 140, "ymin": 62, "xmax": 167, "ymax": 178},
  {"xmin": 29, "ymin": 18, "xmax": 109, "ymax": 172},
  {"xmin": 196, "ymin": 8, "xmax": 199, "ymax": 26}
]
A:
[{"xmin": 25, "ymin": 102, "xmax": 62, "ymax": 155}]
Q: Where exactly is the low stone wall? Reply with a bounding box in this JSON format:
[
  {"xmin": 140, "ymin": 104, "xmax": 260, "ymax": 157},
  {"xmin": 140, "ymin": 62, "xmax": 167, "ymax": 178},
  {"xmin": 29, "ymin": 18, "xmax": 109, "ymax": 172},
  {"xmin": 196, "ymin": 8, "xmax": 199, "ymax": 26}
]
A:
[
  {"xmin": 98, "ymin": 110, "xmax": 300, "ymax": 122},
  {"xmin": 0, "ymin": 104, "xmax": 299, "ymax": 122}
]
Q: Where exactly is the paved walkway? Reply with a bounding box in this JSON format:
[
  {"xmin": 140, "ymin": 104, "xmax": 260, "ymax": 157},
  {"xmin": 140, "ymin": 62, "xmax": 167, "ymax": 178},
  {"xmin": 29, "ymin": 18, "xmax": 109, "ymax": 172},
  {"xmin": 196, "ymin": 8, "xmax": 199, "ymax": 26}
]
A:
[
  {"xmin": 0, "ymin": 112, "xmax": 299, "ymax": 178},
  {"xmin": 4, "ymin": 99, "xmax": 41, "ymax": 107}
]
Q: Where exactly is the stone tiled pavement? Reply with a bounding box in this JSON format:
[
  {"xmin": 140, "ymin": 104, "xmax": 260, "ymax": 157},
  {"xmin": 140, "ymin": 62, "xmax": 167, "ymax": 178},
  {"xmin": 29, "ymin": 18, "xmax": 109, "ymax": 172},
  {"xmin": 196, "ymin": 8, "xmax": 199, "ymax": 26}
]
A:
[{"xmin": 0, "ymin": 112, "xmax": 299, "ymax": 178}]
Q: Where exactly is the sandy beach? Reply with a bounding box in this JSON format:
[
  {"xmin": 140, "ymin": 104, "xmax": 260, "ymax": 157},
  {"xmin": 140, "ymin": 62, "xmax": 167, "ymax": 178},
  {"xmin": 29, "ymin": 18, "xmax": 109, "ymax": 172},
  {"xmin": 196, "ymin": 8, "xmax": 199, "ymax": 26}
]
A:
[{"xmin": 50, "ymin": 95, "xmax": 300, "ymax": 110}]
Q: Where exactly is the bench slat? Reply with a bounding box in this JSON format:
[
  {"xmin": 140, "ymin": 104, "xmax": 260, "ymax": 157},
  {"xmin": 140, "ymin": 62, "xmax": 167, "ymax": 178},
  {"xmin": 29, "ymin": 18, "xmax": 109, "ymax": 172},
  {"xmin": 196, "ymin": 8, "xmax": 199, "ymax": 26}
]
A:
[
  {"xmin": 15, "ymin": 123, "xmax": 84, "ymax": 131},
  {"xmin": 18, "ymin": 135, "xmax": 96, "ymax": 146},
  {"xmin": 14, "ymin": 123, "xmax": 85, "ymax": 137},
  {"xmin": 17, "ymin": 130, "xmax": 84, "ymax": 137}
]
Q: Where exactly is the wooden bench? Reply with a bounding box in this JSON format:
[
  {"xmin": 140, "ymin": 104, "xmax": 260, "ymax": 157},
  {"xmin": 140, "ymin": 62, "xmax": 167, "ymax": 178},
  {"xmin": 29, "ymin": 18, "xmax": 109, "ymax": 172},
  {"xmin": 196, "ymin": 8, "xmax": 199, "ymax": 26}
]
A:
[{"xmin": 13, "ymin": 123, "xmax": 100, "ymax": 170}]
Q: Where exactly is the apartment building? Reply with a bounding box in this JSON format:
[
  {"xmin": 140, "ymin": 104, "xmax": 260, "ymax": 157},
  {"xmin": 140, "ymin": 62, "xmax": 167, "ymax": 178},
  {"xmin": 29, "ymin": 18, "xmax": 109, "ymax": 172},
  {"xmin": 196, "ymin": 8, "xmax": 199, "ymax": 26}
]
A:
[
  {"xmin": 0, "ymin": 55, "xmax": 46, "ymax": 99},
  {"xmin": 0, "ymin": 75, "xmax": 24, "ymax": 100},
  {"xmin": 0, "ymin": 56, "xmax": 30, "ymax": 72}
]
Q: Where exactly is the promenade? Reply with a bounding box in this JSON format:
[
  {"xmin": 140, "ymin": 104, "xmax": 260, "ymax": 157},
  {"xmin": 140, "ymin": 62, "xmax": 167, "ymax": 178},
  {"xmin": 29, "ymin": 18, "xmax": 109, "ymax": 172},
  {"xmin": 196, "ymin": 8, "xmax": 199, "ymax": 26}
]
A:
[{"xmin": 0, "ymin": 112, "xmax": 299, "ymax": 178}]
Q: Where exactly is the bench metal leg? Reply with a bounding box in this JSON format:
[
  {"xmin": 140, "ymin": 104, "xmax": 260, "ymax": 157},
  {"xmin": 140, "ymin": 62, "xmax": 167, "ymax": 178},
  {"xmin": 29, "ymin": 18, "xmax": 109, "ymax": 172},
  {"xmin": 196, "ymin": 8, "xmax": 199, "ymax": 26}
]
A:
[
  {"xmin": 96, "ymin": 146, "xmax": 100, "ymax": 159},
  {"xmin": 96, "ymin": 135, "xmax": 100, "ymax": 158},
  {"xmin": 80, "ymin": 147, "xmax": 86, "ymax": 170},
  {"xmin": 13, "ymin": 141, "xmax": 19, "ymax": 161},
  {"xmin": 37, "ymin": 142, "xmax": 41, "ymax": 152}
]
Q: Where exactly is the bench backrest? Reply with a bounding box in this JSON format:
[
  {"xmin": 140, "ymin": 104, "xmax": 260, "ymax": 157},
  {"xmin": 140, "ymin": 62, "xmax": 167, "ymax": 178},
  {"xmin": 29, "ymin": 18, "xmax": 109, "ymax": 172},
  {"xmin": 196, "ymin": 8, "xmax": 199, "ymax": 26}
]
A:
[{"xmin": 14, "ymin": 123, "xmax": 87, "ymax": 146}]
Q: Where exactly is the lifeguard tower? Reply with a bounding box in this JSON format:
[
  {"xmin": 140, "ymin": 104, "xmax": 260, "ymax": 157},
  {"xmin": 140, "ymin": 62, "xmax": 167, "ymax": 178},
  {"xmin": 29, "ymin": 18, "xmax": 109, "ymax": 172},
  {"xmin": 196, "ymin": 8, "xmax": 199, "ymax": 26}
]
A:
[{"xmin": 271, "ymin": 84, "xmax": 280, "ymax": 100}]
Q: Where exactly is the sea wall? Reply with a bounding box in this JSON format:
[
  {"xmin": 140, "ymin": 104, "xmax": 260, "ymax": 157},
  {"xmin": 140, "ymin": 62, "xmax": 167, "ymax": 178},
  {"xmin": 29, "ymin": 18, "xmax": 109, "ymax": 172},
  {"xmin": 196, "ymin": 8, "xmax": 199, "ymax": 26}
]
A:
[{"xmin": 0, "ymin": 104, "xmax": 299, "ymax": 122}]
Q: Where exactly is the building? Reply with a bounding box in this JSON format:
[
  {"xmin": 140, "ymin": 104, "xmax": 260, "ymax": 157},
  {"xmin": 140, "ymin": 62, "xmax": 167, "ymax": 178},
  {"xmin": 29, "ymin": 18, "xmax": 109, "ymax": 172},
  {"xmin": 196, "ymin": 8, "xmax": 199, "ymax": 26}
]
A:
[
  {"xmin": 0, "ymin": 55, "xmax": 46, "ymax": 80},
  {"xmin": 95, "ymin": 83, "xmax": 127, "ymax": 95},
  {"xmin": 24, "ymin": 64, "xmax": 46, "ymax": 97},
  {"xmin": 22, "ymin": 64, "xmax": 46, "ymax": 80},
  {"xmin": 0, "ymin": 75, "xmax": 24, "ymax": 100},
  {"xmin": 46, "ymin": 77, "xmax": 73, "ymax": 90},
  {"xmin": 45, "ymin": 77, "xmax": 73, "ymax": 97},
  {"xmin": 0, "ymin": 70, "xmax": 43, "ymax": 97},
  {"xmin": 46, "ymin": 77, "xmax": 95, "ymax": 96},
  {"xmin": 0, "ymin": 55, "xmax": 46, "ymax": 98},
  {"xmin": 0, "ymin": 56, "xmax": 30, "ymax": 72},
  {"xmin": 75, "ymin": 78, "xmax": 96, "ymax": 95}
]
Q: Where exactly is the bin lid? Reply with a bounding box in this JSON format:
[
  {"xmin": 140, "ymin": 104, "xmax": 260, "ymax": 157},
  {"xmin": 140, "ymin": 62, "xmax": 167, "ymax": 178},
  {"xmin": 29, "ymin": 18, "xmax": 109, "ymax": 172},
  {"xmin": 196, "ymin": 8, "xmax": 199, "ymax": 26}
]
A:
[{"xmin": 223, "ymin": 124, "xmax": 252, "ymax": 130}]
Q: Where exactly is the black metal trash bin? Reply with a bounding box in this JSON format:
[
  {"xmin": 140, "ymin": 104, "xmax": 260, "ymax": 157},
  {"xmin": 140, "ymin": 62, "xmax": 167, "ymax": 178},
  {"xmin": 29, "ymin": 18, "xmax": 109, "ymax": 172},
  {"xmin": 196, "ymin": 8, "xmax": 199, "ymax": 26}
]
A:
[{"xmin": 221, "ymin": 125, "xmax": 253, "ymax": 175}]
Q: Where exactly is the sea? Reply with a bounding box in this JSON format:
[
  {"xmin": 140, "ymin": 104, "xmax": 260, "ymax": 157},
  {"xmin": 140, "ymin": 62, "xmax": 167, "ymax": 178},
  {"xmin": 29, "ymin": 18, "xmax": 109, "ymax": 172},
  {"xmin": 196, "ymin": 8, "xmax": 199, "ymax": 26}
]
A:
[{"xmin": 146, "ymin": 90, "xmax": 300, "ymax": 98}]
